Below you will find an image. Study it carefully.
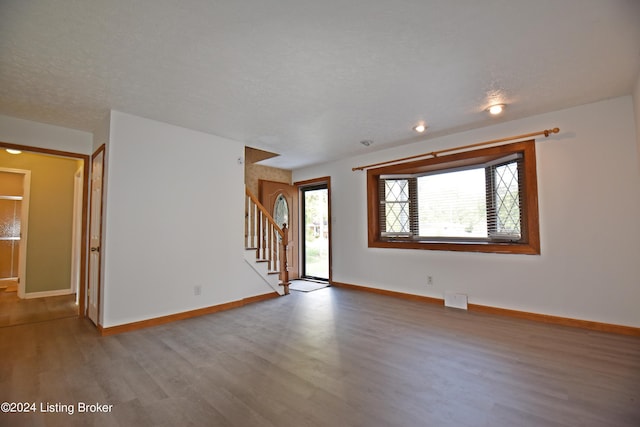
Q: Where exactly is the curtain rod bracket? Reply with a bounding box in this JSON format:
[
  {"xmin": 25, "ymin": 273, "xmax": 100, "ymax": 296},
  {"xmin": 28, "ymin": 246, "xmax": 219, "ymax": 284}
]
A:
[{"xmin": 544, "ymin": 127, "xmax": 560, "ymax": 138}]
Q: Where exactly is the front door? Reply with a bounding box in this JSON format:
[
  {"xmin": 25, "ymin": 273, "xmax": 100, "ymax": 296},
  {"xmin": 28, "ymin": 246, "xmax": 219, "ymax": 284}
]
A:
[
  {"xmin": 88, "ymin": 146, "xmax": 105, "ymax": 325},
  {"xmin": 259, "ymin": 180, "xmax": 299, "ymax": 280},
  {"xmin": 301, "ymin": 184, "xmax": 329, "ymax": 280}
]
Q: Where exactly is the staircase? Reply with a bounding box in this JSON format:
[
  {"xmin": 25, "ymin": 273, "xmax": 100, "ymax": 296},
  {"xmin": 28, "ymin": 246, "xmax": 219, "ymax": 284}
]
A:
[{"xmin": 245, "ymin": 188, "xmax": 290, "ymax": 295}]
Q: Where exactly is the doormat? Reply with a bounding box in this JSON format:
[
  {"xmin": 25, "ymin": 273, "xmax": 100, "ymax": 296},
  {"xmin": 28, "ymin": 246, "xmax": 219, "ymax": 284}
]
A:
[{"xmin": 289, "ymin": 280, "xmax": 329, "ymax": 292}]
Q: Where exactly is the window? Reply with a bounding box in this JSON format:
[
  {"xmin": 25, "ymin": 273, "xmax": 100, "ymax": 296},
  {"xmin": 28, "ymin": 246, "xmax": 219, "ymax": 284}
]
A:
[
  {"xmin": 273, "ymin": 193, "xmax": 289, "ymax": 229},
  {"xmin": 367, "ymin": 140, "xmax": 540, "ymax": 254}
]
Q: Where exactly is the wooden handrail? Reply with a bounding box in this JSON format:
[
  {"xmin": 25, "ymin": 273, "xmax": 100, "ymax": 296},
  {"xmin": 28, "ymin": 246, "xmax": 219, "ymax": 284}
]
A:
[{"xmin": 245, "ymin": 188, "xmax": 284, "ymax": 239}]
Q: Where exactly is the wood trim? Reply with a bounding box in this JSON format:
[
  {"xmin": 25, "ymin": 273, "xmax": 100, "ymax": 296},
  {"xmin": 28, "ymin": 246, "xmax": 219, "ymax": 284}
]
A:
[
  {"xmin": 467, "ymin": 304, "xmax": 640, "ymax": 337},
  {"xmin": 242, "ymin": 292, "xmax": 280, "ymax": 305},
  {"xmin": 521, "ymin": 142, "xmax": 540, "ymax": 253},
  {"xmin": 293, "ymin": 176, "xmax": 330, "ymax": 187},
  {"xmin": 0, "ymin": 141, "xmax": 89, "ymax": 160},
  {"xmin": 332, "ymin": 281, "xmax": 640, "ymax": 337},
  {"xmin": 367, "ymin": 240, "xmax": 540, "ymax": 254},
  {"xmin": 294, "ymin": 176, "xmax": 333, "ymax": 283},
  {"xmin": 23, "ymin": 288, "xmax": 74, "ymax": 299},
  {"xmin": 98, "ymin": 292, "xmax": 279, "ymax": 336},
  {"xmin": 0, "ymin": 141, "xmax": 90, "ymax": 318}
]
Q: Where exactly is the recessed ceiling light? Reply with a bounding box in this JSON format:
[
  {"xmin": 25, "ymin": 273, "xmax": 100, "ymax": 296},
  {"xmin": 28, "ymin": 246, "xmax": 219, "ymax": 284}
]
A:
[
  {"xmin": 5, "ymin": 149, "xmax": 22, "ymax": 154},
  {"xmin": 487, "ymin": 104, "xmax": 505, "ymax": 115},
  {"xmin": 360, "ymin": 140, "xmax": 373, "ymax": 147},
  {"xmin": 413, "ymin": 123, "xmax": 427, "ymax": 133}
]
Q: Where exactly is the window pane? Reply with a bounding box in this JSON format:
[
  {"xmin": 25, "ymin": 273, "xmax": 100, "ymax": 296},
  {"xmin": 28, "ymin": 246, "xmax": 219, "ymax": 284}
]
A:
[
  {"xmin": 492, "ymin": 162, "xmax": 521, "ymax": 238},
  {"xmin": 273, "ymin": 194, "xmax": 289, "ymax": 229},
  {"xmin": 385, "ymin": 202, "xmax": 411, "ymax": 233},
  {"xmin": 385, "ymin": 180, "xmax": 409, "ymax": 201},
  {"xmin": 417, "ymin": 168, "xmax": 487, "ymax": 238},
  {"xmin": 383, "ymin": 180, "xmax": 410, "ymax": 234}
]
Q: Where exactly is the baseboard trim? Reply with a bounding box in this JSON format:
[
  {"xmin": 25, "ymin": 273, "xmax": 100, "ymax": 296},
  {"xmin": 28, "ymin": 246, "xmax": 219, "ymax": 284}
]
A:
[
  {"xmin": 331, "ymin": 281, "xmax": 640, "ymax": 337},
  {"xmin": 98, "ymin": 291, "xmax": 279, "ymax": 336},
  {"xmin": 467, "ymin": 304, "xmax": 640, "ymax": 337},
  {"xmin": 24, "ymin": 289, "xmax": 74, "ymax": 299}
]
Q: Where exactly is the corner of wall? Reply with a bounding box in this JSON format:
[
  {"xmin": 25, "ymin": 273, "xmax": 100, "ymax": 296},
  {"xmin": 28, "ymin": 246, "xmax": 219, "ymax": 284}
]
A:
[{"xmin": 92, "ymin": 111, "xmax": 111, "ymax": 152}]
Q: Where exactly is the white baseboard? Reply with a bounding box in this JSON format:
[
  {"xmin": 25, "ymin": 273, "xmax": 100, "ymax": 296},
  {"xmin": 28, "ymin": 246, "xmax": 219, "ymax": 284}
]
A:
[{"xmin": 24, "ymin": 288, "xmax": 74, "ymax": 299}]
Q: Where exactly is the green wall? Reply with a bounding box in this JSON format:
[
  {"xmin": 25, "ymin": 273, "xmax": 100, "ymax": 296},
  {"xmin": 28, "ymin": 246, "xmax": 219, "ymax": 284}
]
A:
[{"xmin": 0, "ymin": 151, "xmax": 81, "ymax": 293}]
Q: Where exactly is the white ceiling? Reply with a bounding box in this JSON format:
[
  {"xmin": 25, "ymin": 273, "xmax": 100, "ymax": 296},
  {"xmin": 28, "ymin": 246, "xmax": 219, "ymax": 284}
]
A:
[{"xmin": 1, "ymin": 0, "xmax": 639, "ymax": 169}]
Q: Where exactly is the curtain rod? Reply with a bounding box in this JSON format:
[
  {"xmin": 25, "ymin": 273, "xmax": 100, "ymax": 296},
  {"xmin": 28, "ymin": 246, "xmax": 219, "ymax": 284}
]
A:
[{"xmin": 352, "ymin": 127, "xmax": 560, "ymax": 171}]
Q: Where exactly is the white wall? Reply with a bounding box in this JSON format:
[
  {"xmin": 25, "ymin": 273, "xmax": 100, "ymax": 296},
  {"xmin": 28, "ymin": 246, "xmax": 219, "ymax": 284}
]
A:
[
  {"xmin": 101, "ymin": 111, "xmax": 270, "ymax": 327},
  {"xmin": 294, "ymin": 96, "xmax": 640, "ymax": 328},
  {"xmin": 92, "ymin": 112, "xmax": 111, "ymax": 152},
  {"xmin": 0, "ymin": 114, "xmax": 92, "ymax": 154}
]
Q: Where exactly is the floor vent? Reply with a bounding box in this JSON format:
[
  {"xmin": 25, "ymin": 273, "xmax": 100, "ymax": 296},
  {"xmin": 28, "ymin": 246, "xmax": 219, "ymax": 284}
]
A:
[{"xmin": 444, "ymin": 292, "xmax": 468, "ymax": 310}]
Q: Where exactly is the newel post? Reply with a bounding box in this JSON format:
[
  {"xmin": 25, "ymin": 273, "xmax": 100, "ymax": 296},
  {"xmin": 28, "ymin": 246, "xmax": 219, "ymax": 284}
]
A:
[{"xmin": 280, "ymin": 223, "xmax": 290, "ymax": 295}]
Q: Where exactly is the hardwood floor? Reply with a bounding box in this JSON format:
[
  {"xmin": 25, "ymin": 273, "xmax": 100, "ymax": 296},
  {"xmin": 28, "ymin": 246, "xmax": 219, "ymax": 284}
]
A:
[
  {"xmin": 0, "ymin": 290, "xmax": 78, "ymax": 328},
  {"xmin": 0, "ymin": 287, "xmax": 638, "ymax": 426}
]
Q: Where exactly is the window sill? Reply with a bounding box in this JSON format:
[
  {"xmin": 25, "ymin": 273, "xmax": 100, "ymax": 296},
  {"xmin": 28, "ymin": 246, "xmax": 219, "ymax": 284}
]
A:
[{"xmin": 369, "ymin": 239, "xmax": 540, "ymax": 255}]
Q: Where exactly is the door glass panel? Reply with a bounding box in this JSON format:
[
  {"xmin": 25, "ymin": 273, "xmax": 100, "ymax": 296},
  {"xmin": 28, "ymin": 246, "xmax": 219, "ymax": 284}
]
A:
[
  {"xmin": 273, "ymin": 194, "xmax": 289, "ymax": 229},
  {"xmin": 0, "ymin": 198, "xmax": 20, "ymax": 279},
  {"xmin": 303, "ymin": 188, "xmax": 328, "ymax": 279}
]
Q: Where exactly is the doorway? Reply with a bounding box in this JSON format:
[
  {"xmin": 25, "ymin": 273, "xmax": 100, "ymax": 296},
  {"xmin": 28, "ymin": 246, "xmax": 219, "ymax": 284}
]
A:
[
  {"xmin": 259, "ymin": 177, "xmax": 332, "ymax": 285},
  {"xmin": 299, "ymin": 179, "xmax": 331, "ymax": 281},
  {"xmin": 0, "ymin": 143, "xmax": 90, "ymax": 326}
]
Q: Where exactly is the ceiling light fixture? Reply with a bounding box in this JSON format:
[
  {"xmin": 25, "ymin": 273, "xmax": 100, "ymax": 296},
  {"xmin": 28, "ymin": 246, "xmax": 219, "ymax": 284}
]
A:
[
  {"xmin": 360, "ymin": 140, "xmax": 373, "ymax": 147},
  {"xmin": 487, "ymin": 104, "xmax": 505, "ymax": 115},
  {"xmin": 413, "ymin": 123, "xmax": 427, "ymax": 133},
  {"xmin": 6, "ymin": 149, "xmax": 22, "ymax": 154}
]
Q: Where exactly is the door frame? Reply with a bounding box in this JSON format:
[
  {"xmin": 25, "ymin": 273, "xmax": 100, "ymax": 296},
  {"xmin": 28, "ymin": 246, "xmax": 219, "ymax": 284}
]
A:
[
  {"xmin": 0, "ymin": 167, "xmax": 31, "ymax": 298},
  {"xmin": 0, "ymin": 142, "xmax": 90, "ymax": 315},
  {"xmin": 295, "ymin": 177, "xmax": 332, "ymax": 283}
]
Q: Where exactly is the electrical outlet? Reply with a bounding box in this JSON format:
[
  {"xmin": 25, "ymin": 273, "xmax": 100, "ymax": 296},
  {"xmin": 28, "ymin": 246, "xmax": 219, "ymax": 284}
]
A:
[
  {"xmin": 427, "ymin": 276, "xmax": 433, "ymax": 286},
  {"xmin": 194, "ymin": 285, "xmax": 202, "ymax": 296}
]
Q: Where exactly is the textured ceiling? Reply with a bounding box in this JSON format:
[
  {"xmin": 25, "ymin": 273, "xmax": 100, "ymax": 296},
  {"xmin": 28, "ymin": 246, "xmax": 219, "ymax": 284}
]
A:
[{"xmin": 1, "ymin": 0, "xmax": 639, "ymax": 169}]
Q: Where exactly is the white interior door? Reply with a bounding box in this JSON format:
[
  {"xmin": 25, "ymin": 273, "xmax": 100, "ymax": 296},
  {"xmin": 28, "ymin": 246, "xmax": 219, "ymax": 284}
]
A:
[{"xmin": 88, "ymin": 147, "xmax": 104, "ymax": 325}]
